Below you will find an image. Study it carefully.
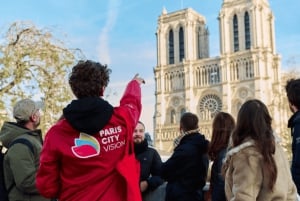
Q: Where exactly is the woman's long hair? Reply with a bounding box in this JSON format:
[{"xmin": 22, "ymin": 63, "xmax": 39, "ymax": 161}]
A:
[
  {"xmin": 231, "ymin": 99, "xmax": 277, "ymax": 190},
  {"xmin": 208, "ymin": 112, "xmax": 235, "ymax": 161}
]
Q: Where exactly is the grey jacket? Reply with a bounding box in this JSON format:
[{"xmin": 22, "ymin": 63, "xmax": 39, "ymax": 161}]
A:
[{"xmin": 0, "ymin": 122, "xmax": 50, "ymax": 201}]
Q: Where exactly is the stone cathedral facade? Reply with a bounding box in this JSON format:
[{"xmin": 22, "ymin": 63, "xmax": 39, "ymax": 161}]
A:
[{"xmin": 153, "ymin": 0, "xmax": 291, "ymax": 153}]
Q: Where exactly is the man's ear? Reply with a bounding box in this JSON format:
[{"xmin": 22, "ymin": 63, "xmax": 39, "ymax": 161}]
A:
[
  {"xmin": 30, "ymin": 115, "xmax": 36, "ymax": 122},
  {"xmin": 292, "ymin": 105, "xmax": 299, "ymax": 113},
  {"xmin": 290, "ymin": 103, "xmax": 296, "ymax": 112},
  {"xmin": 30, "ymin": 113, "xmax": 38, "ymax": 122}
]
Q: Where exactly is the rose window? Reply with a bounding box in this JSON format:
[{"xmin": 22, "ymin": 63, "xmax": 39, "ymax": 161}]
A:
[{"xmin": 199, "ymin": 94, "xmax": 222, "ymax": 119}]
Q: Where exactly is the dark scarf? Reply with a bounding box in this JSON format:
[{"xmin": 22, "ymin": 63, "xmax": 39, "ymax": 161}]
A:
[{"xmin": 173, "ymin": 128, "xmax": 200, "ymax": 148}]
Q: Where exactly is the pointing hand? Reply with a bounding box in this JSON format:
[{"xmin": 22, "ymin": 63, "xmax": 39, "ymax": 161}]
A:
[{"xmin": 133, "ymin": 74, "xmax": 145, "ymax": 84}]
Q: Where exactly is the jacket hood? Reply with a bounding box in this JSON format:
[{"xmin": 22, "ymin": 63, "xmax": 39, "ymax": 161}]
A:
[
  {"xmin": 224, "ymin": 140, "xmax": 255, "ymax": 163},
  {"xmin": 225, "ymin": 134, "xmax": 280, "ymax": 163},
  {"xmin": 0, "ymin": 122, "xmax": 33, "ymax": 147},
  {"xmin": 63, "ymin": 97, "xmax": 114, "ymax": 135}
]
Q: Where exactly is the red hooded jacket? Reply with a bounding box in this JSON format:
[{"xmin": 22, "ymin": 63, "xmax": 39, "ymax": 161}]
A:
[{"xmin": 36, "ymin": 80, "xmax": 142, "ymax": 201}]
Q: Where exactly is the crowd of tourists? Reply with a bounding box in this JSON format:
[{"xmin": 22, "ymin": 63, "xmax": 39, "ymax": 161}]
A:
[{"xmin": 0, "ymin": 60, "xmax": 300, "ymax": 201}]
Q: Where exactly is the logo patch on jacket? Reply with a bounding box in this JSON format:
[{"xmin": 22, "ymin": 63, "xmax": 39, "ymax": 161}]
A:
[{"xmin": 72, "ymin": 133, "xmax": 100, "ymax": 158}]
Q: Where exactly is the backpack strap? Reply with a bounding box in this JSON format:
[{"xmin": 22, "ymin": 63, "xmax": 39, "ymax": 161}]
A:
[
  {"xmin": 9, "ymin": 138, "xmax": 34, "ymax": 154},
  {"xmin": 5, "ymin": 138, "xmax": 34, "ymax": 194}
]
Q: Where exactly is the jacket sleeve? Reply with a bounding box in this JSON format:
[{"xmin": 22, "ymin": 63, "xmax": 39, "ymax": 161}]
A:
[
  {"xmin": 147, "ymin": 150, "xmax": 164, "ymax": 190},
  {"xmin": 119, "ymin": 79, "xmax": 142, "ymax": 130},
  {"xmin": 161, "ymin": 145, "xmax": 187, "ymax": 181},
  {"xmin": 230, "ymin": 152, "xmax": 262, "ymax": 201},
  {"xmin": 36, "ymin": 128, "xmax": 60, "ymax": 198},
  {"xmin": 7, "ymin": 144, "xmax": 39, "ymax": 194}
]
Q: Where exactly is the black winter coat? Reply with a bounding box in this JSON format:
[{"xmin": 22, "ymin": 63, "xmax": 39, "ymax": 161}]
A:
[
  {"xmin": 288, "ymin": 110, "xmax": 300, "ymax": 193},
  {"xmin": 210, "ymin": 148, "xmax": 226, "ymax": 201},
  {"xmin": 161, "ymin": 132, "xmax": 209, "ymax": 201},
  {"xmin": 134, "ymin": 140, "xmax": 164, "ymax": 193}
]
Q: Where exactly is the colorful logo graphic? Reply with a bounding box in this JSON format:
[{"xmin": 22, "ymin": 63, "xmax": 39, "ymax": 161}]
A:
[{"xmin": 71, "ymin": 133, "xmax": 100, "ymax": 158}]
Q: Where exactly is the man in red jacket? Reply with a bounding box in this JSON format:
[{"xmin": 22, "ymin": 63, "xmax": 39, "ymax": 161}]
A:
[{"xmin": 36, "ymin": 60, "xmax": 144, "ymax": 201}]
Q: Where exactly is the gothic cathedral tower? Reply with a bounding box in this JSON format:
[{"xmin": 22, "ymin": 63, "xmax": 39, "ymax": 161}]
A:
[{"xmin": 154, "ymin": 0, "xmax": 283, "ymax": 153}]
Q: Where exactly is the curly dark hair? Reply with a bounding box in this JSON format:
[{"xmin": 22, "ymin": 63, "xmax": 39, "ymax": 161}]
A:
[{"xmin": 69, "ymin": 60, "xmax": 112, "ymax": 98}]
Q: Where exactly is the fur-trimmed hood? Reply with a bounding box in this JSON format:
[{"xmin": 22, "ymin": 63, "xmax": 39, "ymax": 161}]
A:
[
  {"xmin": 223, "ymin": 139, "xmax": 297, "ymax": 201},
  {"xmin": 223, "ymin": 140, "xmax": 255, "ymax": 164}
]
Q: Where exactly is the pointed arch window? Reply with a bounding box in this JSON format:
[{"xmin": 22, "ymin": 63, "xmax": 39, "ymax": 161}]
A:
[
  {"xmin": 236, "ymin": 102, "xmax": 242, "ymax": 116},
  {"xmin": 244, "ymin": 12, "xmax": 251, "ymax": 49},
  {"xmin": 179, "ymin": 27, "xmax": 185, "ymax": 62},
  {"xmin": 180, "ymin": 108, "xmax": 186, "ymax": 116},
  {"xmin": 171, "ymin": 109, "xmax": 176, "ymax": 124},
  {"xmin": 246, "ymin": 62, "xmax": 249, "ymax": 78},
  {"xmin": 236, "ymin": 63, "xmax": 239, "ymax": 80},
  {"xmin": 169, "ymin": 29, "xmax": 174, "ymax": 64},
  {"xmin": 233, "ymin": 15, "xmax": 239, "ymax": 52}
]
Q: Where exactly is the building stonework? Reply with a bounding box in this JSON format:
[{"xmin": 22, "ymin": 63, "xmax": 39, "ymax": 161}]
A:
[{"xmin": 154, "ymin": 0, "xmax": 291, "ymax": 153}]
